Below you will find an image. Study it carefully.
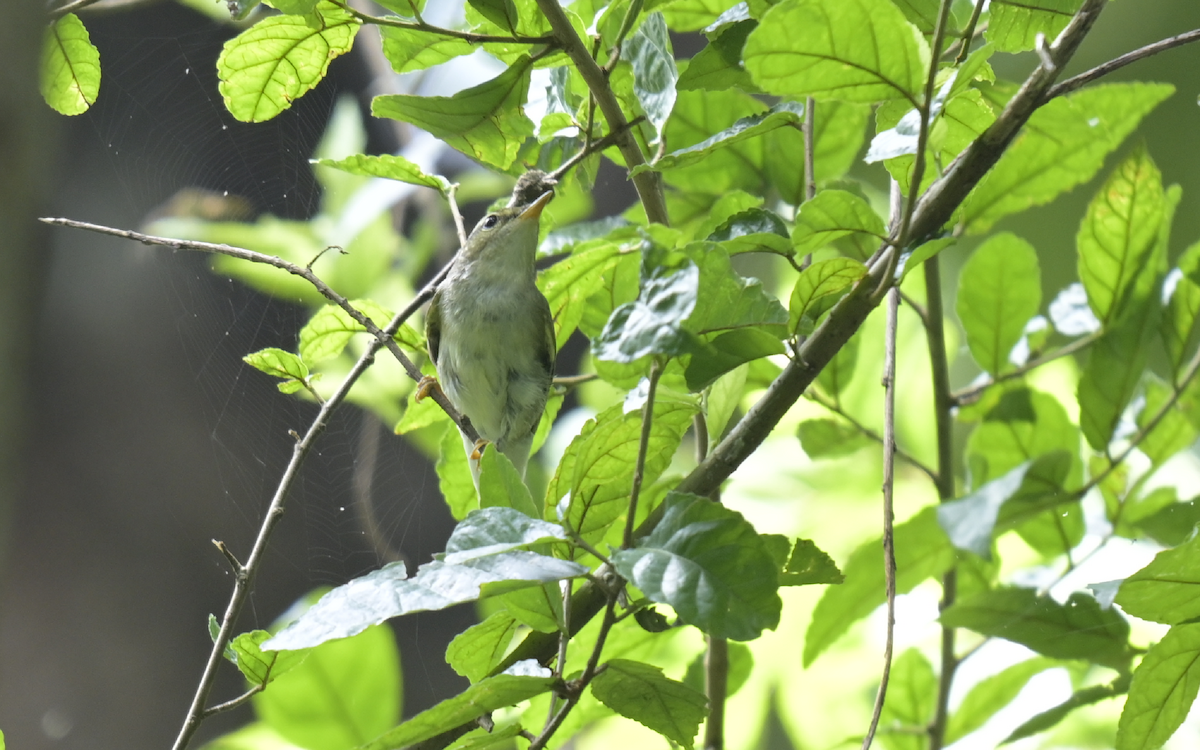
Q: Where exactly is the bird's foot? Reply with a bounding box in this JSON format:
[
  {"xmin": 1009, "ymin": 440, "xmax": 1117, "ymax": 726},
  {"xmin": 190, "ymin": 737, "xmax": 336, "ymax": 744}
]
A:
[
  {"xmin": 470, "ymin": 439, "xmax": 491, "ymax": 461},
  {"xmin": 415, "ymin": 375, "xmax": 441, "ymax": 403}
]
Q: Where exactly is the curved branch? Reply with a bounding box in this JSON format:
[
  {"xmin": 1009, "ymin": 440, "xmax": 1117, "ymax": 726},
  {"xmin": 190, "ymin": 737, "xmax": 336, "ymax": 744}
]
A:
[
  {"xmin": 532, "ymin": 0, "xmax": 670, "ymax": 225},
  {"xmin": 1044, "ymin": 28, "xmax": 1200, "ymax": 101},
  {"xmin": 37, "ymin": 218, "xmax": 477, "ymax": 441}
]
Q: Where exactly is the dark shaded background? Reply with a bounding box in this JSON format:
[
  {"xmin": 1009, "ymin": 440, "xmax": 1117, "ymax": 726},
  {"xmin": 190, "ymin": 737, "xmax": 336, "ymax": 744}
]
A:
[{"xmin": 1, "ymin": 2, "xmax": 1199, "ymax": 749}]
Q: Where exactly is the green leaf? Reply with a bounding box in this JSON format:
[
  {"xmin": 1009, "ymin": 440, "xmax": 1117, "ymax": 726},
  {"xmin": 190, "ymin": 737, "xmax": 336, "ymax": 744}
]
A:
[
  {"xmin": 217, "ymin": 2, "xmax": 360, "ymax": 122},
  {"xmin": 707, "ymin": 207, "xmax": 793, "ymax": 257},
  {"xmin": 805, "ymin": 507, "xmax": 956, "ymax": 665},
  {"xmin": 956, "ymin": 233, "xmax": 1042, "ymax": 375},
  {"xmin": 549, "ymin": 399, "xmax": 696, "ymax": 541},
  {"xmin": 372, "ymin": 56, "xmax": 535, "ymax": 169},
  {"xmin": 940, "ymin": 588, "xmax": 1132, "ymax": 671},
  {"xmin": 677, "ymin": 18, "xmax": 758, "ymax": 92},
  {"xmin": 623, "ymin": 13, "xmax": 678, "ymax": 142},
  {"xmin": 1078, "ymin": 145, "xmax": 1166, "ymax": 326},
  {"xmin": 879, "ymin": 649, "xmax": 936, "ymax": 750},
  {"xmin": 499, "ymin": 583, "xmax": 564, "ymax": 633},
  {"xmin": 685, "ymin": 244, "xmax": 789, "ymax": 335},
  {"xmin": 313, "ymin": 153, "xmax": 451, "ymax": 195},
  {"xmin": 262, "ymin": 544, "xmax": 586, "ymax": 651},
  {"xmin": 987, "ymin": 0, "xmax": 1083, "ymax": 53},
  {"xmin": 959, "ymin": 83, "xmax": 1174, "ymax": 234},
  {"xmin": 797, "ymin": 418, "xmax": 872, "ymax": 459},
  {"xmin": 661, "ymin": 0, "xmax": 744, "ymax": 31},
  {"xmin": 767, "ymin": 100, "xmax": 872, "ymax": 204},
  {"xmin": 1131, "ymin": 497, "xmax": 1200, "ymax": 548},
  {"xmin": 780, "ymin": 538, "xmax": 844, "ymax": 585},
  {"xmin": 1005, "ymin": 674, "xmax": 1130, "ymax": 743},
  {"xmin": 1116, "ymin": 621, "xmax": 1200, "ymax": 750},
  {"xmin": 477, "ymin": 450, "xmax": 541, "ymax": 519},
  {"xmin": 361, "ymin": 673, "xmax": 557, "ymax": 750},
  {"xmin": 229, "ymin": 630, "xmax": 310, "ymax": 686},
  {"xmin": 243, "ymin": 347, "xmax": 308, "ymax": 393},
  {"xmin": 40, "ymin": 14, "xmax": 101, "ymax": 116},
  {"xmin": 1115, "ymin": 534, "xmax": 1200, "ymax": 625},
  {"xmin": 791, "ymin": 190, "xmax": 886, "ymax": 256},
  {"xmin": 655, "ymin": 89, "xmax": 768, "ymax": 194},
  {"xmin": 594, "ymin": 263, "xmax": 699, "ymax": 363},
  {"xmin": 1078, "ymin": 297, "xmax": 1161, "ymax": 451},
  {"xmin": 789, "ymin": 257, "xmax": 867, "ymax": 335},
  {"xmin": 438, "ymin": 425, "xmax": 478, "ymax": 521},
  {"xmin": 945, "ymin": 657, "xmax": 1058, "ymax": 744},
  {"xmin": 255, "ymin": 624, "xmax": 400, "ymax": 750},
  {"xmin": 446, "ymin": 612, "xmax": 519, "ymax": 683},
  {"xmin": 938, "ymin": 455, "xmax": 1068, "ymax": 559},
  {"xmin": 298, "ymin": 300, "xmax": 419, "ymax": 364},
  {"xmin": 637, "ymin": 102, "xmax": 803, "ymax": 175},
  {"xmin": 268, "ymin": 0, "xmax": 319, "ymax": 13},
  {"xmin": 683, "ymin": 328, "xmax": 785, "ymax": 392},
  {"xmin": 1162, "ymin": 242, "xmax": 1200, "ymax": 381},
  {"xmin": 1137, "ymin": 377, "xmax": 1197, "ymax": 467},
  {"xmin": 590, "ymin": 659, "xmax": 708, "ymax": 747},
  {"xmin": 539, "ymin": 239, "xmax": 630, "ymax": 350},
  {"xmin": 467, "ymin": 0, "xmax": 519, "ymax": 33},
  {"xmin": 612, "ymin": 492, "xmax": 782, "ymax": 641},
  {"xmin": 442, "ymin": 507, "xmax": 569, "ymax": 562},
  {"xmin": 817, "ymin": 328, "xmax": 860, "ymax": 399},
  {"xmin": 743, "ymin": 0, "xmax": 928, "ymax": 104},
  {"xmin": 379, "ymin": 25, "xmax": 475, "ymax": 73}
]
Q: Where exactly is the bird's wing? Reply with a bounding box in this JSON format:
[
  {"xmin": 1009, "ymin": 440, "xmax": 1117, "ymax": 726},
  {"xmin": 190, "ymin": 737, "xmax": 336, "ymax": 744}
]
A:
[
  {"xmin": 537, "ymin": 296, "xmax": 556, "ymax": 380},
  {"xmin": 426, "ymin": 290, "xmax": 443, "ymax": 366}
]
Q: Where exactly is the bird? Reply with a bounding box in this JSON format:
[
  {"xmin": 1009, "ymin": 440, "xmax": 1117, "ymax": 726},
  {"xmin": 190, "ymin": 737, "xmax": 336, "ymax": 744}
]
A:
[{"xmin": 421, "ymin": 172, "xmax": 557, "ymax": 486}]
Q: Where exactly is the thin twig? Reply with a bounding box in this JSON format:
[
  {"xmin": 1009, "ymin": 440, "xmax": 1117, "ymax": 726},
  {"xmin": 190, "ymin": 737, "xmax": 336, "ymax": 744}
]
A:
[
  {"xmin": 923, "ymin": 260, "xmax": 959, "ymax": 750},
  {"xmin": 166, "ymin": 309, "xmax": 402, "ymax": 750},
  {"xmin": 447, "ymin": 184, "xmax": 468, "ymax": 248},
  {"xmin": 548, "ymin": 116, "xmax": 646, "ymax": 183},
  {"xmin": 894, "ymin": 0, "xmax": 954, "ymax": 251},
  {"xmin": 533, "ymin": 0, "xmax": 670, "ymax": 225},
  {"xmin": 805, "ymin": 391, "xmax": 939, "ymax": 484},
  {"xmin": 694, "ymin": 411, "xmax": 727, "ymax": 750},
  {"xmin": 862, "ymin": 285, "xmax": 901, "ymax": 750},
  {"xmin": 954, "ymin": 0, "xmax": 988, "ymax": 63},
  {"xmin": 552, "ymin": 373, "xmax": 598, "ymax": 388},
  {"xmin": 623, "ymin": 359, "xmax": 663, "ymax": 549},
  {"xmin": 951, "ymin": 331, "xmax": 1102, "ymax": 405},
  {"xmin": 334, "ymin": 1, "xmax": 556, "ymax": 45},
  {"xmin": 1044, "ymin": 28, "xmax": 1200, "ymax": 101},
  {"xmin": 38, "ymin": 217, "xmax": 477, "ymax": 443},
  {"xmin": 47, "ymin": 0, "xmax": 106, "ymax": 19},
  {"xmin": 200, "ymin": 684, "xmax": 265, "ymax": 717},
  {"xmin": 529, "ymin": 598, "xmax": 619, "ymax": 750}
]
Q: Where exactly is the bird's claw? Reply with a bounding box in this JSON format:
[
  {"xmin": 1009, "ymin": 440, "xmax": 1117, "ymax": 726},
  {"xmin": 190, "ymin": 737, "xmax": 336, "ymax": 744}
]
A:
[
  {"xmin": 415, "ymin": 375, "xmax": 441, "ymax": 403},
  {"xmin": 470, "ymin": 439, "xmax": 491, "ymax": 461}
]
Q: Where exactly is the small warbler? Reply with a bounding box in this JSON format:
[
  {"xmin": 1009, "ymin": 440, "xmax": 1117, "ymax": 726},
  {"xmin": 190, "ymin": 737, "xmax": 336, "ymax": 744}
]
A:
[{"xmin": 423, "ymin": 172, "xmax": 557, "ymax": 483}]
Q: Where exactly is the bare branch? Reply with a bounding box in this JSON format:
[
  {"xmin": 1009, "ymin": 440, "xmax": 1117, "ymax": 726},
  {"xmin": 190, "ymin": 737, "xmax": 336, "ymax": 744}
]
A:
[{"xmin": 1045, "ymin": 27, "xmax": 1200, "ymax": 101}]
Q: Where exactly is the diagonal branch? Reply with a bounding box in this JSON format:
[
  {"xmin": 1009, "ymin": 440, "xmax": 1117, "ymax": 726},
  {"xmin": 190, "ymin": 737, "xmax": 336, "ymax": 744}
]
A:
[
  {"xmin": 1044, "ymin": 27, "xmax": 1200, "ymax": 101},
  {"xmin": 38, "ymin": 216, "xmax": 477, "ymax": 443}
]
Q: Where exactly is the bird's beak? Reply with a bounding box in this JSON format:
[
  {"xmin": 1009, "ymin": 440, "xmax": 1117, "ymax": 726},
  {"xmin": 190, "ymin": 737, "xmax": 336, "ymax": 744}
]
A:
[{"xmin": 519, "ymin": 190, "xmax": 554, "ymax": 223}]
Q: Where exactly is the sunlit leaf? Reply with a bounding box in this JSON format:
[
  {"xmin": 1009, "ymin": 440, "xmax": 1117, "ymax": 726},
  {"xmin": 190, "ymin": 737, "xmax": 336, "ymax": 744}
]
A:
[
  {"xmin": 594, "ymin": 263, "xmax": 699, "ymax": 363},
  {"xmin": 40, "ymin": 14, "xmax": 101, "ymax": 116},
  {"xmin": 1116, "ymin": 621, "xmax": 1200, "ymax": 750},
  {"xmin": 1078, "ymin": 145, "xmax": 1166, "ymax": 326},
  {"xmin": 1078, "ymin": 297, "xmax": 1161, "ymax": 450},
  {"xmin": 744, "ymin": 0, "xmax": 928, "ymax": 104},
  {"xmin": 622, "ymin": 13, "xmax": 677, "ymax": 142},
  {"xmin": 791, "ymin": 190, "xmax": 886, "ymax": 256},
  {"xmin": 956, "ymin": 233, "xmax": 1042, "ymax": 375},
  {"xmin": 780, "ymin": 538, "xmax": 844, "ymax": 585},
  {"xmin": 612, "ymin": 493, "xmax": 782, "ymax": 640},
  {"xmin": 445, "ymin": 612, "xmax": 519, "ymax": 683},
  {"xmin": 372, "ymin": 56, "xmax": 535, "ymax": 169},
  {"xmin": 945, "ymin": 657, "xmax": 1059, "ymax": 744},
  {"xmin": 959, "ymin": 83, "xmax": 1174, "ymax": 234},
  {"xmin": 255, "ymin": 624, "xmax": 400, "ymax": 750},
  {"xmin": 218, "ymin": 2, "xmax": 360, "ymax": 122},
  {"xmin": 590, "ymin": 659, "xmax": 708, "ymax": 747},
  {"xmin": 1115, "ymin": 535, "xmax": 1200, "ymax": 625},
  {"xmin": 789, "ymin": 257, "xmax": 867, "ymax": 335},
  {"xmin": 941, "ymin": 587, "xmax": 1132, "ymax": 670},
  {"xmin": 361, "ymin": 673, "xmax": 557, "ymax": 750},
  {"xmin": 987, "ymin": 0, "xmax": 1083, "ymax": 53}
]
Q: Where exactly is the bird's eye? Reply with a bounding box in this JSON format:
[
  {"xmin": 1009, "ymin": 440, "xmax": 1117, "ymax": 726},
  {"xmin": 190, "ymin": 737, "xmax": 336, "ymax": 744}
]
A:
[{"xmin": 482, "ymin": 214, "xmax": 499, "ymax": 229}]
